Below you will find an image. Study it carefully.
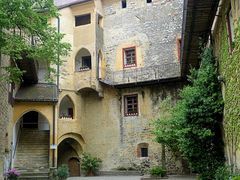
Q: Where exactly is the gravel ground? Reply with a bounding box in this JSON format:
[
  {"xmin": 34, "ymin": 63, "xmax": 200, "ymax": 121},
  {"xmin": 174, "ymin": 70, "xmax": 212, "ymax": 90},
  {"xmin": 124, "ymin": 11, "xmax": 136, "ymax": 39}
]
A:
[{"xmin": 67, "ymin": 175, "xmax": 196, "ymax": 180}]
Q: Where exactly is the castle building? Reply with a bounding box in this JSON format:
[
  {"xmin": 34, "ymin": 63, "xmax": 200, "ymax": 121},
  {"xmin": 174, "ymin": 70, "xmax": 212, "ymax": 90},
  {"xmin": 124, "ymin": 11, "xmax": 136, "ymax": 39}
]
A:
[{"xmin": 2, "ymin": 0, "xmax": 187, "ymax": 178}]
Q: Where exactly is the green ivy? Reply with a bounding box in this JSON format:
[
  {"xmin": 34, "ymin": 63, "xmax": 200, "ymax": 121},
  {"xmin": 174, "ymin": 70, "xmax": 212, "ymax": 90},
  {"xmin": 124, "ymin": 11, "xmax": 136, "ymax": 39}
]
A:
[
  {"xmin": 153, "ymin": 47, "xmax": 225, "ymax": 179},
  {"xmin": 218, "ymin": 18, "xmax": 240, "ymax": 170}
]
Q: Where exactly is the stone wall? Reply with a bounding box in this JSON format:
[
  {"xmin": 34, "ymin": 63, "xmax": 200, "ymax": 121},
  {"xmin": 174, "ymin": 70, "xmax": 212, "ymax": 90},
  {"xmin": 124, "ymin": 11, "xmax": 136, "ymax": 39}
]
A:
[
  {"xmin": 213, "ymin": 0, "xmax": 240, "ymax": 169},
  {"xmin": 0, "ymin": 55, "xmax": 12, "ymax": 180},
  {"xmin": 102, "ymin": 0, "xmax": 183, "ymax": 80}
]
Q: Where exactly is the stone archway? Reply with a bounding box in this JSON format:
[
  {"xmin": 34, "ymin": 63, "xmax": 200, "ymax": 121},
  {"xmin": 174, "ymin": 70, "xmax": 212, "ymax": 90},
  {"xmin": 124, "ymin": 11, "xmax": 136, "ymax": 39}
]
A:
[
  {"xmin": 13, "ymin": 111, "xmax": 50, "ymax": 171},
  {"xmin": 57, "ymin": 138, "xmax": 83, "ymax": 177}
]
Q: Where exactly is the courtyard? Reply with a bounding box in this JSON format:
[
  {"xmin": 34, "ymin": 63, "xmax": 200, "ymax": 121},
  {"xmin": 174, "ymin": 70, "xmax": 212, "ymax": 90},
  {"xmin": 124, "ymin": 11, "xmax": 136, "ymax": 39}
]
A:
[{"xmin": 67, "ymin": 175, "xmax": 196, "ymax": 180}]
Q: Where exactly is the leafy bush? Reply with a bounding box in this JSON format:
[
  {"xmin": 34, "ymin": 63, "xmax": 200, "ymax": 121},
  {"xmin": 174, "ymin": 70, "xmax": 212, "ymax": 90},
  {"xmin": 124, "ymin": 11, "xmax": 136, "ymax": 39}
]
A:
[
  {"xmin": 57, "ymin": 164, "xmax": 69, "ymax": 180},
  {"xmin": 81, "ymin": 153, "xmax": 102, "ymax": 176},
  {"xmin": 232, "ymin": 176, "xmax": 240, "ymax": 180},
  {"xmin": 149, "ymin": 166, "xmax": 167, "ymax": 177},
  {"xmin": 153, "ymin": 47, "xmax": 225, "ymax": 179},
  {"xmin": 214, "ymin": 165, "xmax": 231, "ymax": 180}
]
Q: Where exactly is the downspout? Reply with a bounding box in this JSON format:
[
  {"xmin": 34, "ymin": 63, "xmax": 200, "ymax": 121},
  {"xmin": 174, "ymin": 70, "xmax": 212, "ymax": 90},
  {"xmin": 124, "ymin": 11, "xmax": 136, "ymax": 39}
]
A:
[
  {"xmin": 57, "ymin": 16, "xmax": 60, "ymax": 90},
  {"xmin": 52, "ymin": 16, "xmax": 60, "ymax": 168}
]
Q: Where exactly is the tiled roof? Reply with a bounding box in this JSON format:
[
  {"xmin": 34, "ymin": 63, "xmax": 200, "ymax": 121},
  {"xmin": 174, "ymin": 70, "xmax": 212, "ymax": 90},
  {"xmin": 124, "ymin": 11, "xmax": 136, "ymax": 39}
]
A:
[
  {"xmin": 54, "ymin": 0, "xmax": 92, "ymax": 8},
  {"xmin": 15, "ymin": 83, "xmax": 58, "ymax": 102}
]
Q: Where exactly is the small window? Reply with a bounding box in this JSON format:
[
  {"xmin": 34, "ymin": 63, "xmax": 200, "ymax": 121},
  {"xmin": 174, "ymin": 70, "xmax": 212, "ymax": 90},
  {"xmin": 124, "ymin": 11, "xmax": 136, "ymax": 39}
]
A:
[
  {"xmin": 122, "ymin": 0, "xmax": 127, "ymax": 8},
  {"xmin": 124, "ymin": 94, "xmax": 138, "ymax": 116},
  {"xmin": 137, "ymin": 143, "xmax": 149, "ymax": 157},
  {"xmin": 147, "ymin": 0, "xmax": 152, "ymax": 3},
  {"xmin": 75, "ymin": 14, "xmax": 91, "ymax": 26},
  {"xmin": 123, "ymin": 47, "xmax": 136, "ymax": 68},
  {"xmin": 82, "ymin": 56, "xmax": 92, "ymax": 69},
  {"xmin": 177, "ymin": 38, "xmax": 181, "ymax": 61},
  {"xmin": 226, "ymin": 6, "xmax": 234, "ymax": 52},
  {"xmin": 98, "ymin": 14, "xmax": 103, "ymax": 28},
  {"xmin": 141, "ymin": 148, "xmax": 148, "ymax": 157}
]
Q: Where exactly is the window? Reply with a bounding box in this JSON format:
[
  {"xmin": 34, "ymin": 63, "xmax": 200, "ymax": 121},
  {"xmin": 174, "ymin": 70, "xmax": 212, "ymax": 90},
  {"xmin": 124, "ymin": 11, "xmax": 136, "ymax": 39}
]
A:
[
  {"xmin": 122, "ymin": 0, "xmax": 127, "ymax": 8},
  {"xmin": 137, "ymin": 143, "xmax": 149, "ymax": 157},
  {"xmin": 82, "ymin": 56, "xmax": 92, "ymax": 69},
  {"xmin": 123, "ymin": 47, "xmax": 136, "ymax": 68},
  {"xmin": 98, "ymin": 14, "xmax": 103, "ymax": 28},
  {"xmin": 177, "ymin": 38, "xmax": 181, "ymax": 61},
  {"xmin": 147, "ymin": 0, "xmax": 152, "ymax": 3},
  {"xmin": 124, "ymin": 94, "xmax": 138, "ymax": 116},
  {"xmin": 141, "ymin": 148, "xmax": 148, "ymax": 157},
  {"xmin": 75, "ymin": 14, "xmax": 91, "ymax": 26},
  {"xmin": 226, "ymin": 6, "xmax": 234, "ymax": 52},
  {"xmin": 59, "ymin": 96, "xmax": 74, "ymax": 119},
  {"xmin": 75, "ymin": 48, "xmax": 92, "ymax": 71}
]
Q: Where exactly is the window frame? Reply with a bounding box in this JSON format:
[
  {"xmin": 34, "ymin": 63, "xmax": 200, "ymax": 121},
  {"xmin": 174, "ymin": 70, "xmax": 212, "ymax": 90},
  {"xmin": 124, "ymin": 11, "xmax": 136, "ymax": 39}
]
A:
[
  {"xmin": 75, "ymin": 13, "xmax": 91, "ymax": 27},
  {"xmin": 122, "ymin": 46, "xmax": 137, "ymax": 68},
  {"xmin": 124, "ymin": 94, "xmax": 138, "ymax": 116}
]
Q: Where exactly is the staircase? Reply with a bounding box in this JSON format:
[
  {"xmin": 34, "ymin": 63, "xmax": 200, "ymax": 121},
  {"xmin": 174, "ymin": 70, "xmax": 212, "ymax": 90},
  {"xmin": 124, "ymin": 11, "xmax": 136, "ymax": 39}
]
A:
[{"xmin": 14, "ymin": 129, "xmax": 50, "ymax": 179}]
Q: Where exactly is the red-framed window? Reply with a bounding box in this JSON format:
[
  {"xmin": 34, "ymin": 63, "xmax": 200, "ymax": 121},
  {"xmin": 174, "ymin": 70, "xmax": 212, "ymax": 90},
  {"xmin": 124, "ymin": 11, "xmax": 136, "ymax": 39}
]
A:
[
  {"xmin": 123, "ymin": 47, "xmax": 137, "ymax": 68},
  {"xmin": 124, "ymin": 94, "xmax": 138, "ymax": 116},
  {"xmin": 226, "ymin": 5, "xmax": 235, "ymax": 52}
]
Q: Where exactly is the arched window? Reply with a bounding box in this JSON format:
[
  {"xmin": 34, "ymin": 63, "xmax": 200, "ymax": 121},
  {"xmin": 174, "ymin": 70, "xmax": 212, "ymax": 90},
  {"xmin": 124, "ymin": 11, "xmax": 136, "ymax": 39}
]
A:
[
  {"xmin": 59, "ymin": 96, "xmax": 74, "ymax": 119},
  {"xmin": 75, "ymin": 48, "xmax": 92, "ymax": 71},
  {"xmin": 137, "ymin": 143, "xmax": 149, "ymax": 158}
]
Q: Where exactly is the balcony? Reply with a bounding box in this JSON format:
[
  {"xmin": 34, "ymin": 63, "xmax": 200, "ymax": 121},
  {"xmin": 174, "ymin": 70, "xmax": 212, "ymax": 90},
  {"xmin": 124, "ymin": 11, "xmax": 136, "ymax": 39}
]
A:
[{"xmin": 101, "ymin": 62, "xmax": 181, "ymax": 87}]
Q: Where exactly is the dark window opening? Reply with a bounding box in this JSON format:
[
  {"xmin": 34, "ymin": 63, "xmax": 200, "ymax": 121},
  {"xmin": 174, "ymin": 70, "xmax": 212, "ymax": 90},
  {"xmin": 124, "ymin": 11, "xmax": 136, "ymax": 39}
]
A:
[
  {"xmin": 82, "ymin": 56, "xmax": 92, "ymax": 69},
  {"xmin": 141, "ymin": 148, "xmax": 148, "ymax": 157},
  {"xmin": 122, "ymin": 0, "xmax": 127, "ymax": 8},
  {"xmin": 123, "ymin": 47, "xmax": 136, "ymax": 68},
  {"xmin": 147, "ymin": 0, "xmax": 152, "ymax": 3},
  {"xmin": 124, "ymin": 94, "xmax": 138, "ymax": 116},
  {"xmin": 75, "ymin": 14, "xmax": 91, "ymax": 26},
  {"xmin": 68, "ymin": 108, "xmax": 73, "ymax": 119}
]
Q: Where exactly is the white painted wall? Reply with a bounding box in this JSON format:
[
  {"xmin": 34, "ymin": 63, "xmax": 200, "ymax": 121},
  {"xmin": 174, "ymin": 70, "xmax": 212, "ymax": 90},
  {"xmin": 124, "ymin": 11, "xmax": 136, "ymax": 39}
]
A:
[{"xmin": 38, "ymin": 113, "xmax": 50, "ymax": 130}]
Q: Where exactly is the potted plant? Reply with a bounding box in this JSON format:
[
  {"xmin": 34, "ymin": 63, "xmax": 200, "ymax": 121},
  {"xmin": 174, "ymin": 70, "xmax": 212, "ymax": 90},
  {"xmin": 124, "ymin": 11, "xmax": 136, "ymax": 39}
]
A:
[
  {"xmin": 4, "ymin": 168, "xmax": 20, "ymax": 180},
  {"xmin": 149, "ymin": 166, "xmax": 167, "ymax": 178},
  {"xmin": 81, "ymin": 153, "xmax": 102, "ymax": 176},
  {"xmin": 57, "ymin": 164, "xmax": 69, "ymax": 180}
]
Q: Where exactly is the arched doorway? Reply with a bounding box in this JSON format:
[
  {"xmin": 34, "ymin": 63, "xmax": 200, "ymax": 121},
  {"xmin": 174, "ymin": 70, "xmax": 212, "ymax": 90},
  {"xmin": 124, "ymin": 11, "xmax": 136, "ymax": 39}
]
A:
[
  {"xmin": 13, "ymin": 111, "xmax": 50, "ymax": 171},
  {"xmin": 58, "ymin": 138, "xmax": 82, "ymax": 177}
]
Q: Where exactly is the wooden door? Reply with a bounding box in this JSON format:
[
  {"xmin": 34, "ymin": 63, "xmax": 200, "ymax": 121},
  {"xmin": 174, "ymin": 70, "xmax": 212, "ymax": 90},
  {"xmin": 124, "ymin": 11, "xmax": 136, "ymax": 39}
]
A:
[{"xmin": 68, "ymin": 158, "xmax": 80, "ymax": 177}]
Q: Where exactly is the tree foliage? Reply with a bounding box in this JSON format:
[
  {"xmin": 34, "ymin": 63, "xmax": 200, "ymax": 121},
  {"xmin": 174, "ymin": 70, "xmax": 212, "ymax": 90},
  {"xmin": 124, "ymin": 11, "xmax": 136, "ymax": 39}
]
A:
[
  {"xmin": 0, "ymin": 0, "xmax": 71, "ymax": 82},
  {"xmin": 153, "ymin": 47, "xmax": 225, "ymax": 179}
]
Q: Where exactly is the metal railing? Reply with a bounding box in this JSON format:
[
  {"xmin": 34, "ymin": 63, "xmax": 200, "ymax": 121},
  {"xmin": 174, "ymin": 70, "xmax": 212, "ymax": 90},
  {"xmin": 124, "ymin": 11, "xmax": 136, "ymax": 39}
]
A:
[{"xmin": 102, "ymin": 62, "xmax": 181, "ymax": 85}]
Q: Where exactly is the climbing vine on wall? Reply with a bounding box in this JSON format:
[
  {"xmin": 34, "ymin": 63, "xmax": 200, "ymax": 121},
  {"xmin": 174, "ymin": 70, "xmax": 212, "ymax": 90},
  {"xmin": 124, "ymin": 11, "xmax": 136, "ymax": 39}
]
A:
[{"xmin": 218, "ymin": 19, "xmax": 240, "ymax": 170}]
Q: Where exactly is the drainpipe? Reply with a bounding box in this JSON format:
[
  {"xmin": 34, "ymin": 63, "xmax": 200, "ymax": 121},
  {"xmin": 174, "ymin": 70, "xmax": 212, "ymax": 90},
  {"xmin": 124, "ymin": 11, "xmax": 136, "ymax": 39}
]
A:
[
  {"xmin": 52, "ymin": 16, "xmax": 60, "ymax": 168},
  {"xmin": 57, "ymin": 16, "xmax": 60, "ymax": 91}
]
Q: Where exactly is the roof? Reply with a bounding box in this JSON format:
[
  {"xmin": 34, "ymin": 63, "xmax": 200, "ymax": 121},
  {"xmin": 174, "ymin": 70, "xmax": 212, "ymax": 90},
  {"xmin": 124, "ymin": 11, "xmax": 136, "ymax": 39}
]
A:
[
  {"xmin": 180, "ymin": 0, "xmax": 220, "ymax": 76},
  {"xmin": 15, "ymin": 83, "xmax": 58, "ymax": 102},
  {"xmin": 54, "ymin": 0, "xmax": 92, "ymax": 9}
]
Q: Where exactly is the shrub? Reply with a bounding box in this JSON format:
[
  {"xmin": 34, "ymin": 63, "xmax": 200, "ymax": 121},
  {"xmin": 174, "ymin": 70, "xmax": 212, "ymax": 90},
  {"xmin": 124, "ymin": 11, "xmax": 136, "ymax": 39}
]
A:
[
  {"xmin": 81, "ymin": 153, "xmax": 102, "ymax": 176},
  {"xmin": 153, "ymin": 47, "xmax": 225, "ymax": 179},
  {"xmin": 57, "ymin": 164, "xmax": 69, "ymax": 180},
  {"xmin": 214, "ymin": 165, "xmax": 231, "ymax": 180},
  {"xmin": 149, "ymin": 166, "xmax": 167, "ymax": 177},
  {"xmin": 232, "ymin": 176, "xmax": 240, "ymax": 180}
]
